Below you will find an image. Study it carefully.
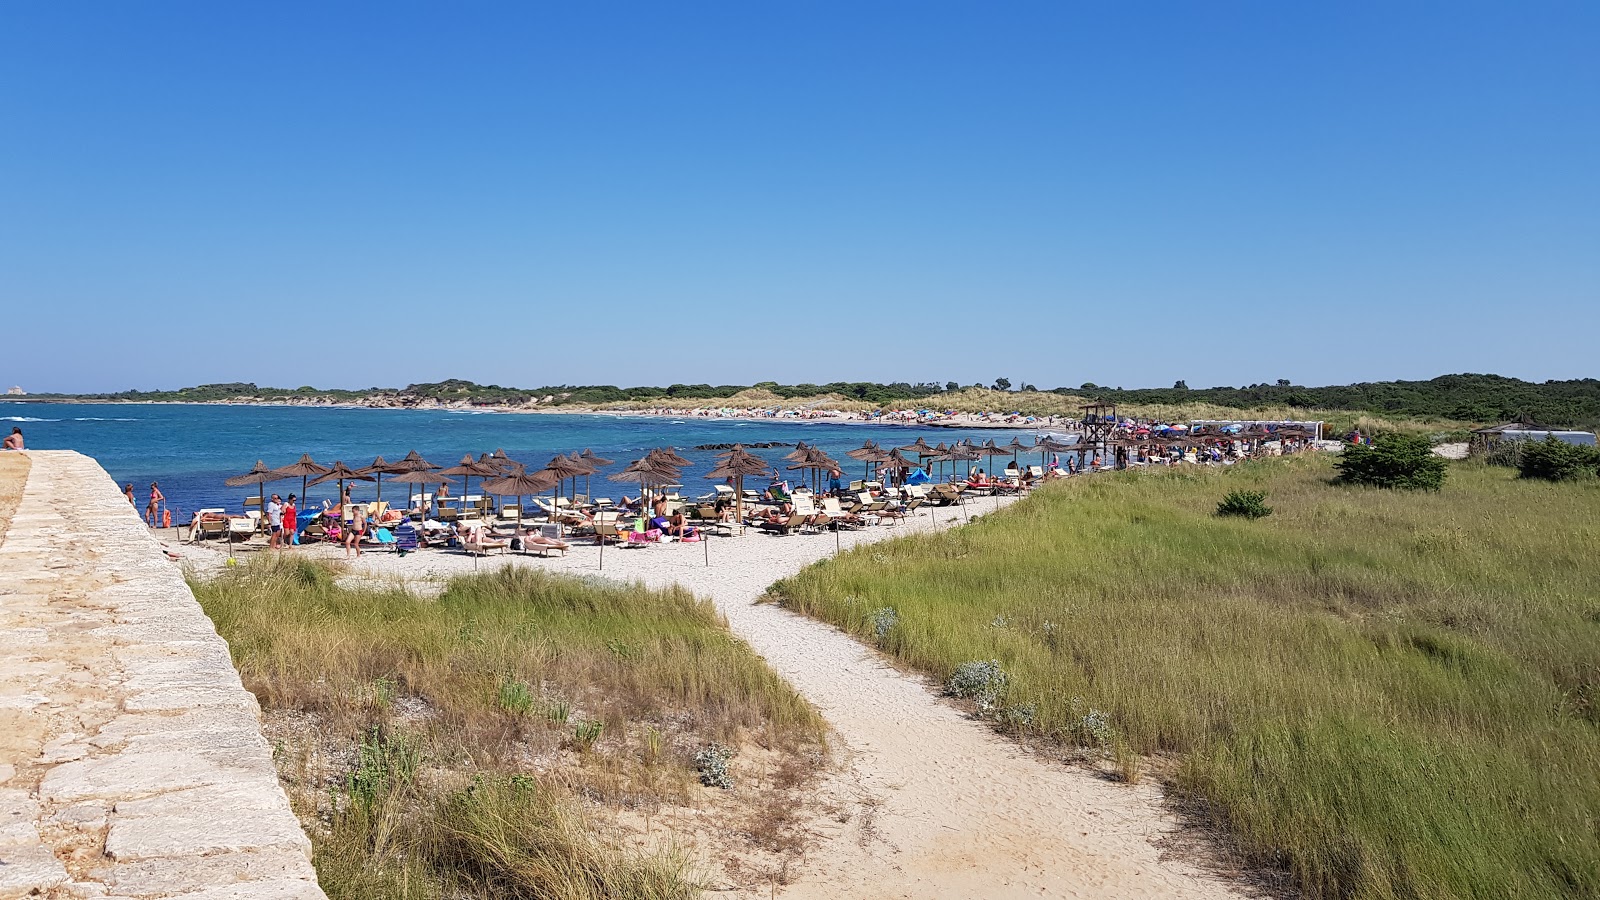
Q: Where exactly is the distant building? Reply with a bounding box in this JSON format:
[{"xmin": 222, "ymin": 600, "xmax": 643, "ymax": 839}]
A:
[
  {"xmin": 1472, "ymin": 422, "xmax": 1596, "ymax": 448},
  {"xmin": 5, "ymin": 386, "xmax": 23, "ymax": 396}
]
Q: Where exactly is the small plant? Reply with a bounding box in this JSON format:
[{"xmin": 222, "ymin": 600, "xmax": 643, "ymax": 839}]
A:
[
  {"xmin": 641, "ymin": 725, "xmax": 663, "ymax": 763},
  {"xmin": 948, "ymin": 659, "xmax": 1009, "ymax": 712},
  {"xmin": 1334, "ymin": 434, "xmax": 1448, "ymax": 491},
  {"xmin": 869, "ymin": 607, "xmax": 899, "ymax": 641},
  {"xmin": 1067, "ymin": 697, "xmax": 1114, "ymax": 747},
  {"xmin": 573, "ymin": 719, "xmax": 604, "ymax": 751},
  {"xmin": 344, "ymin": 727, "xmax": 419, "ymax": 815},
  {"xmin": 694, "ymin": 743, "xmax": 736, "ymax": 789},
  {"xmin": 1516, "ymin": 436, "xmax": 1600, "ymax": 482},
  {"xmin": 1113, "ymin": 740, "xmax": 1142, "ymax": 784},
  {"xmin": 496, "ymin": 675, "xmax": 534, "ymax": 716},
  {"xmin": 544, "ymin": 698, "xmax": 571, "ymax": 725},
  {"xmin": 997, "ymin": 702, "xmax": 1037, "ymax": 732},
  {"xmin": 370, "ymin": 676, "xmax": 396, "ymax": 709},
  {"xmin": 1216, "ymin": 489, "xmax": 1272, "ymax": 519}
]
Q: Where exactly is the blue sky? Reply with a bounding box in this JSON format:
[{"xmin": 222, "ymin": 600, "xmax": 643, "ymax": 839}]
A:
[{"xmin": 2, "ymin": 2, "xmax": 1595, "ymax": 393}]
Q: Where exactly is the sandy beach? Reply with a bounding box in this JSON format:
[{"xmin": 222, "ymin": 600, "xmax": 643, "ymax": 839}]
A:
[{"xmin": 172, "ymin": 500, "xmax": 1243, "ymax": 899}]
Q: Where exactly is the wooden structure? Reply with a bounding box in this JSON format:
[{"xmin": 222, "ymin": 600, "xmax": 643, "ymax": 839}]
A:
[{"xmin": 1079, "ymin": 402, "xmax": 1118, "ymax": 462}]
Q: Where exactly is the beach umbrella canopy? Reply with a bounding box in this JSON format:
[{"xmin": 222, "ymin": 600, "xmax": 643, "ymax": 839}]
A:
[
  {"xmin": 483, "ymin": 468, "xmax": 559, "ymax": 529},
  {"xmin": 438, "ymin": 455, "xmax": 497, "ymax": 515},
  {"xmin": 540, "ymin": 454, "xmax": 591, "ymax": 513},
  {"xmin": 706, "ymin": 445, "xmax": 770, "ymax": 523},
  {"xmin": 649, "ymin": 446, "xmax": 693, "ymax": 468},
  {"xmin": 308, "ymin": 460, "xmax": 376, "ymax": 513},
  {"xmin": 560, "ymin": 452, "xmax": 598, "ymax": 501},
  {"xmin": 1004, "ymin": 437, "xmax": 1035, "ymax": 467},
  {"xmin": 272, "ymin": 453, "xmax": 332, "ymax": 511},
  {"xmin": 358, "ymin": 455, "xmax": 408, "ymax": 503},
  {"xmin": 783, "ymin": 442, "xmax": 813, "ymax": 463},
  {"xmin": 225, "ymin": 460, "xmax": 287, "ymax": 522},
  {"xmin": 899, "ymin": 436, "xmax": 933, "ymax": 456},
  {"xmin": 396, "ymin": 450, "xmax": 441, "ymax": 471},
  {"xmin": 610, "ymin": 456, "xmax": 682, "ymax": 516},
  {"xmin": 578, "ymin": 448, "xmax": 614, "ymax": 466},
  {"xmin": 847, "ymin": 440, "xmax": 889, "ymax": 479}
]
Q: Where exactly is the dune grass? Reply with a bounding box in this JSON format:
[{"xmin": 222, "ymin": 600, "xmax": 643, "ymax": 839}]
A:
[
  {"xmin": 195, "ymin": 560, "xmax": 824, "ymax": 899},
  {"xmin": 770, "ymin": 456, "xmax": 1600, "ymax": 899}
]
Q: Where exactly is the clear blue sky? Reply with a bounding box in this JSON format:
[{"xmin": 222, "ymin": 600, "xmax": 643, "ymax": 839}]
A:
[{"xmin": 3, "ymin": 2, "xmax": 1595, "ymax": 394}]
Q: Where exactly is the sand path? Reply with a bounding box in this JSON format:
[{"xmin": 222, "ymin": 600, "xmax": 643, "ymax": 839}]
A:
[{"xmin": 175, "ymin": 500, "xmax": 1243, "ymax": 899}]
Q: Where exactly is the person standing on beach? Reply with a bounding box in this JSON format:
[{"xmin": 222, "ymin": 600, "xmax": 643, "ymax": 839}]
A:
[
  {"xmin": 2, "ymin": 427, "xmax": 22, "ymax": 450},
  {"xmin": 124, "ymin": 484, "xmax": 137, "ymax": 506},
  {"xmin": 146, "ymin": 482, "xmax": 164, "ymax": 526},
  {"xmin": 266, "ymin": 493, "xmax": 284, "ymax": 549},
  {"xmin": 345, "ymin": 503, "xmax": 366, "ymax": 558},
  {"xmin": 282, "ymin": 494, "xmax": 298, "ymax": 548}
]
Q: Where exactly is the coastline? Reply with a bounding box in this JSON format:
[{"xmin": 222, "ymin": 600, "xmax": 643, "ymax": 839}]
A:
[{"xmin": 8, "ymin": 397, "xmax": 1061, "ymax": 430}]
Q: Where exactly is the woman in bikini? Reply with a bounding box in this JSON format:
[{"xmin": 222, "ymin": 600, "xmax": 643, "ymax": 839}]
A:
[{"xmin": 146, "ymin": 482, "xmax": 164, "ymax": 526}]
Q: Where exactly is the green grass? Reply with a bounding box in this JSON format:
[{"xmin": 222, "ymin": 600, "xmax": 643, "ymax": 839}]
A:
[
  {"xmin": 195, "ymin": 560, "xmax": 824, "ymax": 899},
  {"xmin": 769, "ymin": 456, "xmax": 1600, "ymax": 899}
]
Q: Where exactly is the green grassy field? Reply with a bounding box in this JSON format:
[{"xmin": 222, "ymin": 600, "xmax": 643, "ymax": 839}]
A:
[
  {"xmin": 195, "ymin": 560, "xmax": 824, "ymax": 900},
  {"xmin": 770, "ymin": 456, "xmax": 1600, "ymax": 899}
]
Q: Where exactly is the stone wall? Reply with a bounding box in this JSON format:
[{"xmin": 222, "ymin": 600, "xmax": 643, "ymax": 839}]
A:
[{"xmin": 0, "ymin": 451, "xmax": 326, "ymax": 899}]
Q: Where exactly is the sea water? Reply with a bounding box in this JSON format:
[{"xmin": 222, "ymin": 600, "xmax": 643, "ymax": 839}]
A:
[{"xmin": 0, "ymin": 402, "xmax": 1030, "ymax": 516}]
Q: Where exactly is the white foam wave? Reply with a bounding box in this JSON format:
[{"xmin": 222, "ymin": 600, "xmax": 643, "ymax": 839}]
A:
[{"xmin": 0, "ymin": 416, "xmax": 58, "ymax": 422}]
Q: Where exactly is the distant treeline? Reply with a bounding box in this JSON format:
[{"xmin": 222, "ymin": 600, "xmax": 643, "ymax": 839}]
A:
[
  {"xmin": 1069, "ymin": 374, "xmax": 1600, "ymax": 428},
  {"xmin": 27, "ymin": 374, "xmax": 1600, "ymax": 427}
]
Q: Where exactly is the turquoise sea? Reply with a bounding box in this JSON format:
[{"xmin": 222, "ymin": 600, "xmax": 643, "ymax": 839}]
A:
[{"xmin": 0, "ymin": 402, "xmax": 1022, "ymax": 516}]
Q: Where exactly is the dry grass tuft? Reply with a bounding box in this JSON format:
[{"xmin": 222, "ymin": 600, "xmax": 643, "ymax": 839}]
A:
[{"xmin": 0, "ymin": 452, "xmax": 29, "ymax": 549}]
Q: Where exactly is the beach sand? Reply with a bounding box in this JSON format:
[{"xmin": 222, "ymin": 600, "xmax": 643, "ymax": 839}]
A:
[
  {"xmin": 0, "ymin": 452, "xmax": 28, "ymax": 547},
  {"xmin": 173, "ymin": 502, "xmax": 1243, "ymax": 899}
]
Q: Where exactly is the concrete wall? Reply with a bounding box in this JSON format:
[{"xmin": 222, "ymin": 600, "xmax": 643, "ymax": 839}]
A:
[{"xmin": 0, "ymin": 451, "xmax": 326, "ymax": 899}]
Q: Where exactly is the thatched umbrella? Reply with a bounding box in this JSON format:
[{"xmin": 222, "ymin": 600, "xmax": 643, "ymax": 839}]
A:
[
  {"xmin": 899, "ymin": 436, "xmax": 933, "ymax": 457},
  {"xmin": 358, "ymin": 455, "xmax": 408, "ymax": 504},
  {"xmin": 390, "ymin": 451, "xmax": 441, "ymax": 509},
  {"xmin": 610, "ymin": 456, "xmax": 681, "ymax": 511},
  {"xmin": 225, "ymin": 460, "xmax": 287, "ymax": 540},
  {"xmin": 706, "ymin": 444, "xmax": 771, "ymax": 530},
  {"xmin": 438, "ymin": 455, "xmax": 497, "ymax": 518},
  {"xmin": 272, "ymin": 454, "xmax": 331, "ymax": 513},
  {"xmin": 389, "ymin": 468, "xmax": 454, "ymax": 516},
  {"xmin": 945, "ymin": 442, "xmax": 983, "ymax": 480},
  {"xmin": 847, "ymin": 440, "xmax": 889, "ymax": 481},
  {"xmin": 561, "ymin": 452, "xmax": 597, "ymax": 501},
  {"xmin": 1003, "ymin": 437, "xmax": 1035, "ymax": 470},
  {"xmin": 308, "ymin": 461, "xmax": 375, "ymax": 512},
  {"xmin": 649, "ymin": 446, "xmax": 693, "ymax": 468},
  {"xmin": 577, "ymin": 449, "xmax": 613, "ymax": 501},
  {"xmin": 541, "ymin": 454, "xmax": 590, "ymax": 515},
  {"xmin": 876, "ymin": 448, "xmax": 921, "ymax": 487},
  {"xmin": 482, "ymin": 467, "xmax": 559, "ymax": 532}
]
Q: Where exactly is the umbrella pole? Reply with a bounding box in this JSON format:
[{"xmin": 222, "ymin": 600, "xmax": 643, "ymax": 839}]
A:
[{"xmin": 704, "ymin": 523, "xmax": 709, "ymax": 567}]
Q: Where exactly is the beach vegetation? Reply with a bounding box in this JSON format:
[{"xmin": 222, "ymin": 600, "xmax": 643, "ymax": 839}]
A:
[
  {"xmin": 193, "ymin": 559, "xmax": 825, "ymax": 899},
  {"xmin": 1333, "ymin": 433, "xmax": 1448, "ymax": 490},
  {"xmin": 1214, "ymin": 489, "xmax": 1271, "ymax": 519},
  {"xmin": 769, "ymin": 456, "xmax": 1600, "ymax": 899},
  {"xmin": 1516, "ymin": 436, "xmax": 1600, "ymax": 482}
]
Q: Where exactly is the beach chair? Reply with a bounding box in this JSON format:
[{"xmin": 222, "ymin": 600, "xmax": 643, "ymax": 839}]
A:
[
  {"xmin": 394, "ymin": 522, "xmax": 419, "ymax": 555},
  {"xmin": 462, "ymin": 526, "xmax": 508, "ymax": 556},
  {"xmin": 1028, "ymin": 465, "xmax": 1044, "ymax": 479},
  {"xmin": 195, "ymin": 517, "xmax": 228, "ymax": 542},
  {"xmin": 822, "ymin": 497, "xmax": 862, "ymax": 528}
]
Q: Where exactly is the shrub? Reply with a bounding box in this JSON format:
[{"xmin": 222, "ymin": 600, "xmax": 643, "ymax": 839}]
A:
[
  {"xmin": 1334, "ymin": 434, "xmax": 1448, "ymax": 490},
  {"xmin": 868, "ymin": 607, "xmax": 899, "ymax": 642},
  {"xmin": 1516, "ymin": 436, "xmax": 1600, "ymax": 482},
  {"xmin": 1216, "ymin": 489, "xmax": 1272, "ymax": 519},
  {"xmin": 948, "ymin": 660, "xmax": 1008, "ymax": 712},
  {"xmin": 694, "ymin": 743, "xmax": 735, "ymax": 789}
]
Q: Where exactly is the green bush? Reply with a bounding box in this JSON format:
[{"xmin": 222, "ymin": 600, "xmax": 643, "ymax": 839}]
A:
[
  {"xmin": 1516, "ymin": 436, "xmax": 1600, "ymax": 482},
  {"xmin": 1334, "ymin": 434, "xmax": 1448, "ymax": 491},
  {"xmin": 1216, "ymin": 489, "xmax": 1272, "ymax": 519}
]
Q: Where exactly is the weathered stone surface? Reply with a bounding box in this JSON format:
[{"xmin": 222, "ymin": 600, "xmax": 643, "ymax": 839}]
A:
[
  {"xmin": 0, "ymin": 840, "xmax": 69, "ymax": 897},
  {"xmin": 0, "ymin": 452, "xmax": 325, "ymax": 898},
  {"xmin": 104, "ymin": 849, "xmax": 316, "ymax": 898}
]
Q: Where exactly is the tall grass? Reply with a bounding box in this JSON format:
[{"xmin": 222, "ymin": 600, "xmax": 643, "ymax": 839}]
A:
[
  {"xmin": 770, "ymin": 456, "xmax": 1600, "ymax": 899},
  {"xmin": 195, "ymin": 561, "xmax": 824, "ymax": 899}
]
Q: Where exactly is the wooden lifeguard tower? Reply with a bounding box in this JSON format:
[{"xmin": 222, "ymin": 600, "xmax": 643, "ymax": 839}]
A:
[{"xmin": 1079, "ymin": 402, "xmax": 1118, "ymax": 463}]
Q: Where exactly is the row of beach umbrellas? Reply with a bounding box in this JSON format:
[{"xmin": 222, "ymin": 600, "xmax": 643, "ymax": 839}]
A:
[{"xmin": 221, "ymin": 434, "xmax": 1070, "ymax": 531}]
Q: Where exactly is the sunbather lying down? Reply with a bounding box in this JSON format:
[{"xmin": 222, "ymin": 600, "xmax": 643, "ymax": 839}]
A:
[{"xmin": 514, "ymin": 527, "xmax": 571, "ymax": 551}]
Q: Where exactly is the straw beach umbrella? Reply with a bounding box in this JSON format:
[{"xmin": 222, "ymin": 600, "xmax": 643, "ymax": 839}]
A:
[
  {"xmin": 482, "ymin": 468, "xmax": 559, "ymax": 531},
  {"xmin": 272, "ymin": 454, "xmax": 331, "ymax": 513},
  {"xmin": 225, "ymin": 460, "xmax": 287, "ymax": 537},
  {"xmin": 308, "ymin": 461, "xmax": 375, "ymax": 514},
  {"xmin": 706, "ymin": 444, "xmax": 771, "ymax": 531},
  {"xmin": 391, "ymin": 451, "xmax": 441, "ymax": 510},
  {"xmin": 388, "ymin": 469, "xmax": 454, "ymax": 523},
  {"xmin": 847, "ymin": 440, "xmax": 888, "ymax": 481},
  {"xmin": 541, "ymin": 454, "xmax": 589, "ymax": 514},
  {"xmin": 577, "ymin": 449, "xmax": 613, "ymax": 500},
  {"xmin": 358, "ymin": 455, "xmax": 407, "ymax": 504},
  {"xmin": 439, "ymin": 455, "xmax": 496, "ymax": 518},
  {"xmin": 561, "ymin": 453, "xmax": 597, "ymax": 502}
]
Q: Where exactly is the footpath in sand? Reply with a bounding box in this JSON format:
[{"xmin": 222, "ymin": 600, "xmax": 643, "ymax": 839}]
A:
[
  {"xmin": 184, "ymin": 493, "xmax": 1247, "ymax": 899},
  {"xmin": 0, "ymin": 451, "xmax": 323, "ymax": 899}
]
